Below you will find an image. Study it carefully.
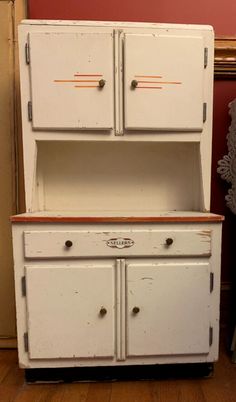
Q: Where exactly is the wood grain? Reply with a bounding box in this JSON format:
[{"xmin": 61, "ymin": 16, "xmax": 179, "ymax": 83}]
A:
[{"xmin": 0, "ymin": 340, "xmax": 235, "ymax": 401}]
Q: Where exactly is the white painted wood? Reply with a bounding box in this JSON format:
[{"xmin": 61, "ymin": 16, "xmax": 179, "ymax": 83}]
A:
[
  {"xmin": 124, "ymin": 34, "xmax": 204, "ymax": 131},
  {"xmin": 115, "ymin": 259, "xmax": 126, "ymax": 361},
  {"xmin": 29, "ymin": 32, "xmax": 114, "ymax": 130},
  {"xmin": 21, "ymin": 20, "xmax": 214, "ymax": 30},
  {"xmin": 17, "ymin": 21, "xmax": 214, "ymax": 212},
  {"xmin": 25, "ymin": 263, "xmax": 115, "ymax": 359},
  {"xmin": 13, "ymin": 210, "xmax": 222, "ymax": 218},
  {"xmin": 36, "ymin": 141, "xmax": 201, "ymax": 212},
  {"xmin": 12, "ymin": 20, "xmax": 221, "ymax": 370},
  {"xmin": 12, "ymin": 221, "xmax": 222, "ymax": 368},
  {"xmin": 24, "ymin": 229, "xmax": 211, "ymax": 258},
  {"xmin": 126, "ymin": 262, "xmax": 210, "ymax": 356}
]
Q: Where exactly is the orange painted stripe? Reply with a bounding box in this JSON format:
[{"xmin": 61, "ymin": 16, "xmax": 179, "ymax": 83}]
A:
[
  {"xmin": 135, "ymin": 75, "xmax": 162, "ymax": 78},
  {"xmin": 74, "ymin": 85, "xmax": 98, "ymax": 88},
  {"xmin": 138, "ymin": 81, "xmax": 182, "ymax": 84},
  {"xmin": 75, "ymin": 74, "xmax": 103, "ymax": 77},
  {"xmin": 74, "ymin": 80, "xmax": 99, "ymax": 82},
  {"xmin": 137, "ymin": 86, "xmax": 162, "ymax": 89},
  {"xmin": 54, "ymin": 80, "xmax": 99, "ymax": 83}
]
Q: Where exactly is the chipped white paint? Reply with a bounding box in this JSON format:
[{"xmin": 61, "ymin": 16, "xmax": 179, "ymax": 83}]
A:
[
  {"xmin": 12, "ymin": 220, "xmax": 222, "ymax": 368},
  {"xmin": 17, "ymin": 20, "xmax": 214, "ymax": 212},
  {"xmin": 12, "ymin": 20, "xmax": 222, "ymax": 370},
  {"xmin": 23, "ymin": 229, "xmax": 212, "ymax": 258},
  {"xmin": 126, "ymin": 262, "xmax": 210, "ymax": 356},
  {"xmin": 124, "ymin": 34, "xmax": 204, "ymax": 131},
  {"xmin": 29, "ymin": 32, "xmax": 114, "ymax": 130},
  {"xmin": 25, "ymin": 264, "xmax": 115, "ymax": 359}
]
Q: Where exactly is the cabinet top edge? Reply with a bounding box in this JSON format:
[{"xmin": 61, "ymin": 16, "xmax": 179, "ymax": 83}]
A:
[
  {"xmin": 19, "ymin": 19, "xmax": 214, "ymax": 31},
  {"xmin": 11, "ymin": 215, "xmax": 224, "ymax": 223}
]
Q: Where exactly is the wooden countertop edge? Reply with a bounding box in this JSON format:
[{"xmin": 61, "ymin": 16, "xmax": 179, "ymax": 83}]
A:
[{"xmin": 10, "ymin": 215, "xmax": 225, "ymax": 223}]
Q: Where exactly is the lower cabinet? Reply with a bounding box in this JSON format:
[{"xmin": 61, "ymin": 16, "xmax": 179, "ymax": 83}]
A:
[
  {"xmin": 25, "ymin": 263, "xmax": 115, "ymax": 359},
  {"xmin": 126, "ymin": 261, "xmax": 211, "ymax": 357},
  {"xmin": 23, "ymin": 259, "xmax": 212, "ymax": 363},
  {"xmin": 12, "ymin": 220, "xmax": 222, "ymax": 368}
]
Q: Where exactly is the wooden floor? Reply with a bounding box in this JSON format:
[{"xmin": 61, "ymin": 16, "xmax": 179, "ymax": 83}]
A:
[{"xmin": 0, "ymin": 343, "xmax": 236, "ymax": 402}]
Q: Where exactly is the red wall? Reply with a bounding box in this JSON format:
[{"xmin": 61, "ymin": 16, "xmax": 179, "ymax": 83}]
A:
[
  {"xmin": 28, "ymin": 0, "xmax": 236, "ymax": 35},
  {"xmin": 28, "ymin": 0, "xmax": 236, "ymax": 282}
]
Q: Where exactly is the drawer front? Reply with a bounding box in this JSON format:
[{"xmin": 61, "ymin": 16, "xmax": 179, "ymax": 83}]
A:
[{"xmin": 24, "ymin": 229, "xmax": 211, "ymax": 258}]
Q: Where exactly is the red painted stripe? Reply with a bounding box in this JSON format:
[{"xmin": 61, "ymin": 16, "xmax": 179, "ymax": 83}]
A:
[{"xmin": 11, "ymin": 215, "xmax": 224, "ymax": 223}]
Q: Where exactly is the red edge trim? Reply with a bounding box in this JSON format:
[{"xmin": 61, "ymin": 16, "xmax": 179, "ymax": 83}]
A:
[{"xmin": 10, "ymin": 216, "xmax": 225, "ymax": 223}]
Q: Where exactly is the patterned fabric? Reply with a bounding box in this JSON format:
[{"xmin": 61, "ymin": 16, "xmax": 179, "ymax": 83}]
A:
[{"xmin": 217, "ymin": 99, "xmax": 236, "ymax": 214}]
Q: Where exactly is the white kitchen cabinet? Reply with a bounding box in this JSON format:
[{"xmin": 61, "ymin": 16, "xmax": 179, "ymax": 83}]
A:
[
  {"xmin": 28, "ymin": 32, "xmax": 114, "ymax": 130},
  {"xmin": 126, "ymin": 262, "xmax": 211, "ymax": 356},
  {"xmin": 12, "ymin": 20, "xmax": 222, "ymax": 374},
  {"xmin": 12, "ymin": 219, "xmax": 222, "ymax": 368},
  {"xmin": 124, "ymin": 34, "xmax": 204, "ymax": 131},
  {"xmin": 25, "ymin": 264, "xmax": 115, "ymax": 359}
]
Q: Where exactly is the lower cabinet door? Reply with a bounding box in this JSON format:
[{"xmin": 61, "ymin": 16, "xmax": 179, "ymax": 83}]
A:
[
  {"xmin": 25, "ymin": 263, "xmax": 115, "ymax": 359},
  {"xmin": 126, "ymin": 262, "xmax": 211, "ymax": 357}
]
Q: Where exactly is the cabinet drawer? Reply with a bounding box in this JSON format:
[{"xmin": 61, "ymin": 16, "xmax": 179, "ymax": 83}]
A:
[{"xmin": 24, "ymin": 229, "xmax": 211, "ymax": 258}]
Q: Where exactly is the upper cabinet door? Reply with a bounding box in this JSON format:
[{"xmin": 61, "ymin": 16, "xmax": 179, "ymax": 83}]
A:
[
  {"xmin": 124, "ymin": 34, "xmax": 205, "ymax": 131},
  {"xmin": 28, "ymin": 32, "xmax": 114, "ymax": 130}
]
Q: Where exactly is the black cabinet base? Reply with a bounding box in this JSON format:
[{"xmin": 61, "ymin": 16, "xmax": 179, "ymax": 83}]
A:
[{"xmin": 25, "ymin": 363, "xmax": 214, "ymax": 383}]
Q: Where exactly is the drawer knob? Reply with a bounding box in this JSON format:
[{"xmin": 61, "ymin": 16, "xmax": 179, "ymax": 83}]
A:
[
  {"xmin": 165, "ymin": 238, "xmax": 174, "ymax": 246},
  {"xmin": 98, "ymin": 79, "xmax": 106, "ymax": 88},
  {"xmin": 65, "ymin": 240, "xmax": 73, "ymax": 248},
  {"xmin": 99, "ymin": 307, "xmax": 107, "ymax": 316},
  {"xmin": 131, "ymin": 79, "xmax": 138, "ymax": 89},
  {"xmin": 132, "ymin": 306, "xmax": 140, "ymax": 314}
]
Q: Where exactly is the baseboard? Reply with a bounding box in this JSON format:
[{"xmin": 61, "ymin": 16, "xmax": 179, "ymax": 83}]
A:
[{"xmin": 0, "ymin": 337, "xmax": 17, "ymax": 348}]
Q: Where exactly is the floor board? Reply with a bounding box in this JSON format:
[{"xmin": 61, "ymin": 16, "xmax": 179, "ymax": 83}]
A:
[{"xmin": 0, "ymin": 343, "xmax": 236, "ymax": 402}]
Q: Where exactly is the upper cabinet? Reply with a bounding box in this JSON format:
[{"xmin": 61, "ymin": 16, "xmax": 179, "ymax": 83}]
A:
[
  {"xmin": 21, "ymin": 23, "xmax": 213, "ymax": 136},
  {"xmin": 124, "ymin": 34, "xmax": 205, "ymax": 131},
  {"xmin": 28, "ymin": 32, "xmax": 114, "ymax": 130}
]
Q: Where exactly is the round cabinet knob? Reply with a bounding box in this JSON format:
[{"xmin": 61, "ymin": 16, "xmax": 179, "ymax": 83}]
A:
[
  {"xmin": 99, "ymin": 307, "xmax": 107, "ymax": 317},
  {"xmin": 131, "ymin": 79, "xmax": 138, "ymax": 89},
  {"xmin": 132, "ymin": 306, "xmax": 140, "ymax": 314},
  {"xmin": 65, "ymin": 240, "xmax": 73, "ymax": 248},
  {"xmin": 165, "ymin": 238, "xmax": 174, "ymax": 246},
  {"xmin": 98, "ymin": 79, "xmax": 106, "ymax": 88}
]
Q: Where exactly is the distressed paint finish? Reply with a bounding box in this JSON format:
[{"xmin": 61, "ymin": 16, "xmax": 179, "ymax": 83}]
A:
[
  {"xmin": 124, "ymin": 34, "xmax": 204, "ymax": 131},
  {"xmin": 12, "ymin": 220, "xmax": 222, "ymax": 368},
  {"xmin": 12, "ymin": 20, "xmax": 223, "ymax": 371},
  {"xmin": 11, "ymin": 212, "xmax": 224, "ymax": 223},
  {"xmin": 23, "ymin": 229, "xmax": 212, "ymax": 258},
  {"xmin": 25, "ymin": 264, "xmax": 115, "ymax": 359},
  {"xmin": 17, "ymin": 21, "xmax": 214, "ymax": 212},
  {"xmin": 29, "ymin": 32, "xmax": 114, "ymax": 130},
  {"xmin": 126, "ymin": 262, "xmax": 210, "ymax": 356}
]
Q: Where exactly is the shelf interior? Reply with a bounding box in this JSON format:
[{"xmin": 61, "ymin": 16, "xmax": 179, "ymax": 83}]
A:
[{"xmin": 33, "ymin": 141, "xmax": 202, "ymax": 213}]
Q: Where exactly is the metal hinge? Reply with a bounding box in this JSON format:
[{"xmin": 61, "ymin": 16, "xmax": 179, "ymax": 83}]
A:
[
  {"xmin": 210, "ymin": 272, "xmax": 214, "ymax": 293},
  {"xmin": 24, "ymin": 332, "xmax": 29, "ymax": 352},
  {"xmin": 209, "ymin": 326, "xmax": 213, "ymax": 346},
  {"xmin": 28, "ymin": 101, "xmax": 32, "ymax": 121},
  {"xmin": 204, "ymin": 47, "xmax": 208, "ymax": 68},
  {"xmin": 21, "ymin": 276, "xmax": 26, "ymax": 297},
  {"xmin": 203, "ymin": 102, "xmax": 207, "ymax": 122},
  {"xmin": 25, "ymin": 42, "xmax": 30, "ymax": 64}
]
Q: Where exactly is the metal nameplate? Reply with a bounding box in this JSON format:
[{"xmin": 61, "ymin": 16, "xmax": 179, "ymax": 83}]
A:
[{"xmin": 107, "ymin": 238, "xmax": 134, "ymax": 249}]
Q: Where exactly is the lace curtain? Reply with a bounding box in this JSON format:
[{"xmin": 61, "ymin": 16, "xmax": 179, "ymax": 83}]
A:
[{"xmin": 217, "ymin": 99, "xmax": 236, "ymax": 214}]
